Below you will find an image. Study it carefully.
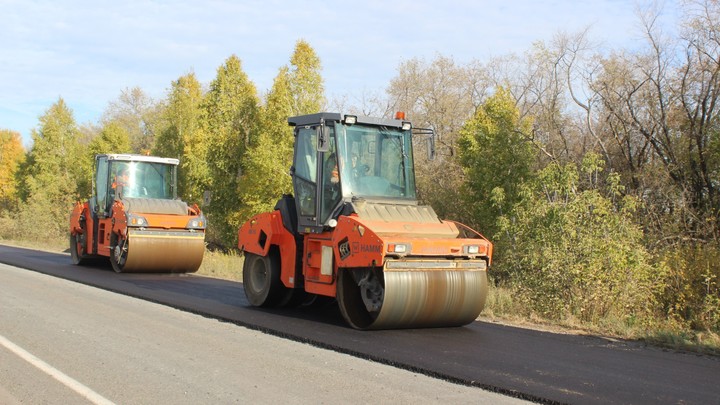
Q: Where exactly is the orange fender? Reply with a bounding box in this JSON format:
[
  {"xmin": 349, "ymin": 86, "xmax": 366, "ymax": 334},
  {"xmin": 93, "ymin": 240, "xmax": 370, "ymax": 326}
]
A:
[
  {"xmin": 238, "ymin": 211, "xmax": 299, "ymax": 288},
  {"xmin": 110, "ymin": 200, "xmax": 128, "ymax": 238},
  {"xmin": 69, "ymin": 201, "xmax": 89, "ymax": 235}
]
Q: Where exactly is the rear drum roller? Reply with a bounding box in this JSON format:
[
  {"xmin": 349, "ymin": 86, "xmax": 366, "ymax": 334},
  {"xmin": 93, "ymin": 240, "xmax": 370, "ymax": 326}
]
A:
[
  {"xmin": 243, "ymin": 252, "xmax": 286, "ymax": 307},
  {"xmin": 70, "ymin": 233, "xmax": 87, "ymax": 265}
]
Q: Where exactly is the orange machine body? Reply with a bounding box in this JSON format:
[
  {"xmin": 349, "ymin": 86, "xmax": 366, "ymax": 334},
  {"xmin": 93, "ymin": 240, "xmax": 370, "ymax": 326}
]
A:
[
  {"xmin": 70, "ymin": 199, "xmax": 204, "ymax": 258},
  {"xmin": 238, "ymin": 209, "xmax": 492, "ymax": 299}
]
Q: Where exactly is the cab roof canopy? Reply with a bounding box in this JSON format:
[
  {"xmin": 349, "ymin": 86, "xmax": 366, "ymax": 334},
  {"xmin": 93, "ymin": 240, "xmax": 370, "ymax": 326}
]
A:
[
  {"xmin": 102, "ymin": 154, "xmax": 180, "ymax": 166},
  {"xmin": 288, "ymin": 112, "xmax": 410, "ymax": 129}
]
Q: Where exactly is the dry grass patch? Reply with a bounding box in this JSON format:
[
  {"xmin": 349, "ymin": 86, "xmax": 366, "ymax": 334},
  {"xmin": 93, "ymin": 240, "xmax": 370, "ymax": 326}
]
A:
[
  {"xmin": 0, "ymin": 238, "xmax": 67, "ymax": 253},
  {"xmin": 481, "ymin": 284, "xmax": 720, "ymax": 355},
  {"xmin": 196, "ymin": 250, "xmax": 244, "ymax": 281},
  {"xmin": 0, "ymin": 237, "xmax": 245, "ymax": 281},
  {"xmin": 644, "ymin": 329, "xmax": 720, "ymax": 356}
]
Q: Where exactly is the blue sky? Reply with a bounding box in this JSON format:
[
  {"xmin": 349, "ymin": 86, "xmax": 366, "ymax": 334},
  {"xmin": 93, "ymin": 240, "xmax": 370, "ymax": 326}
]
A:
[{"xmin": 1, "ymin": 0, "xmax": 680, "ymax": 146}]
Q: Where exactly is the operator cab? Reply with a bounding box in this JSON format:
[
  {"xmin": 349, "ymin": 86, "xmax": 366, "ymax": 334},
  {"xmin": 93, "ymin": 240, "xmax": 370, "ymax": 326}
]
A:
[
  {"xmin": 289, "ymin": 112, "xmax": 427, "ymax": 234},
  {"xmin": 94, "ymin": 154, "xmax": 179, "ymax": 216}
]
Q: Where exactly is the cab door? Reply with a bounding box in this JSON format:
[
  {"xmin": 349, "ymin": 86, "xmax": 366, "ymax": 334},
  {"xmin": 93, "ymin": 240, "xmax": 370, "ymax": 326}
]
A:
[
  {"xmin": 90, "ymin": 156, "xmax": 110, "ymax": 254},
  {"xmin": 292, "ymin": 124, "xmax": 340, "ymax": 233},
  {"xmin": 292, "ymin": 126, "xmax": 320, "ymax": 233}
]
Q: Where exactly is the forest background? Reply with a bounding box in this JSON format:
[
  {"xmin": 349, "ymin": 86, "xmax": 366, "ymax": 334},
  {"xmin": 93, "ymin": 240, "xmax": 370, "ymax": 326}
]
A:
[{"xmin": 1, "ymin": 1, "xmax": 718, "ymax": 351}]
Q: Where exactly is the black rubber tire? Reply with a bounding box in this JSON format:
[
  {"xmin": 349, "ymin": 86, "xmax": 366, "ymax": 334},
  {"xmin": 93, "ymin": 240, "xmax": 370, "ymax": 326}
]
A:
[
  {"xmin": 301, "ymin": 294, "xmax": 336, "ymax": 308},
  {"xmin": 243, "ymin": 252, "xmax": 285, "ymax": 307},
  {"xmin": 70, "ymin": 233, "xmax": 87, "ymax": 265},
  {"xmin": 110, "ymin": 234, "xmax": 128, "ymax": 273},
  {"xmin": 337, "ymin": 269, "xmax": 377, "ymax": 330},
  {"xmin": 277, "ymin": 287, "xmax": 308, "ymax": 308}
]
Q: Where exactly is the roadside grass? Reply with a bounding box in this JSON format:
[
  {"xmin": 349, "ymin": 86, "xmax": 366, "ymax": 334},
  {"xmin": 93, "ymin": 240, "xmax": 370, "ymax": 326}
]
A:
[
  {"xmin": 481, "ymin": 284, "xmax": 720, "ymax": 355},
  {"xmin": 2, "ymin": 237, "xmax": 718, "ymax": 355},
  {"xmin": 0, "ymin": 237, "xmax": 67, "ymax": 253},
  {"xmin": 0, "ymin": 237, "xmax": 245, "ymax": 281},
  {"xmin": 644, "ymin": 329, "xmax": 720, "ymax": 356},
  {"xmin": 480, "ymin": 285, "xmax": 597, "ymax": 335},
  {"xmin": 197, "ymin": 250, "xmax": 244, "ymax": 281}
]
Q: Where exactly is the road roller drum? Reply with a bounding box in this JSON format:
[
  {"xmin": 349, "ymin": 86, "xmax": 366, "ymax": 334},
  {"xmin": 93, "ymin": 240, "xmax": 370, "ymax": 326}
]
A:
[
  {"xmin": 337, "ymin": 260, "xmax": 489, "ymax": 329},
  {"xmin": 112, "ymin": 229, "xmax": 205, "ymax": 273}
]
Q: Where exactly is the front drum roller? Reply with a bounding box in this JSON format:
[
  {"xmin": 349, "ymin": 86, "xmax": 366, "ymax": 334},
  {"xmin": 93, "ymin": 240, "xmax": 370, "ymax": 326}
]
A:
[
  {"xmin": 337, "ymin": 260, "xmax": 488, "ymax": 330},
  {"xmin": 110, "ymin": 229, "xmax": 205, "ymax": 273}
]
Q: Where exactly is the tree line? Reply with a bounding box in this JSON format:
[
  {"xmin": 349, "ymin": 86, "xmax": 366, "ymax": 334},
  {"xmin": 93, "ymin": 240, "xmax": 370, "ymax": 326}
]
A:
[
  {"xmin": 0, "ymin": 40, "xmax": 323, "ymax": 249},
  {"xmin": 384, "ymin": 1, "xmax": 719, "ymax": 336},
  {"xmin": 0, "ymin": 2, "xmax": 718, "ymax": 338}
]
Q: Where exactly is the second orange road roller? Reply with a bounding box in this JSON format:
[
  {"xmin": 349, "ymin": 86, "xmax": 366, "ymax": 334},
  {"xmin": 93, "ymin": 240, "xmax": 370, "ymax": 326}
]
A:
[
  {"xmin": 69, "ymin": 154, "xmax": 206, "ymax": 273},
  {"xmin": 238, "ymin": 112, "xmax": 493, "ymax": 329}
]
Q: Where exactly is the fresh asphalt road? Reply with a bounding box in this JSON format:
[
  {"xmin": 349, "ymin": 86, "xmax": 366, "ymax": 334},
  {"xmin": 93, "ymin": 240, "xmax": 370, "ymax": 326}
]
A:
[
  {"xmin": 0, "ymin": 261, "xmax": 523, "ymax": 404},
  {"xmin": 1, "ymin": 244, "xmax": 719, "ymax": 404}
]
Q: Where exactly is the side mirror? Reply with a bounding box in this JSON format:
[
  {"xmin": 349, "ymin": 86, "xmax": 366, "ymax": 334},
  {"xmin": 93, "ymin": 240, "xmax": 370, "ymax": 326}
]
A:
[
  {"xmin": 427, "ymin": 136, "xmax": 436, "ymax": 161},
  {"xmin": 413, "ymin": 127, "xmax": 436, "ymax": 161},
  {"xmin": 317, "ymin": 121, "xmax": 330, "ymax": 152}
]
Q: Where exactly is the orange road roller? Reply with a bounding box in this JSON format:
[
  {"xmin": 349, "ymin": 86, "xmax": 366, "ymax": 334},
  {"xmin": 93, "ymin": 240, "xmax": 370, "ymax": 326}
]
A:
[
  {"xmin": 238, "ymin": 112, "xmax": 492, "ymax": 329},
  {"xmin": 70, "ymin": 154, "xmax": 206, "ymax": 273}
]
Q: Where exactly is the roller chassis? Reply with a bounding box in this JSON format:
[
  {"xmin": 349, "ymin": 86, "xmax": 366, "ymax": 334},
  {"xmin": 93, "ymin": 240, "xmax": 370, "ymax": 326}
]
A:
[{"xmin": 239, "ymin": 202, "xmax": 491, "ymax": 330}]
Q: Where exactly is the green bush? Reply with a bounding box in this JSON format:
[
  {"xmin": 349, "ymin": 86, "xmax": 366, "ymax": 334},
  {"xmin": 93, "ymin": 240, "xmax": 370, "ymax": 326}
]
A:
[
  {"xmin": 656, "ymin": 244, "xmax": 720, "ymax": 332},
  {"xmin": 0, "ymin": 212, "xmax": 18, "ymax": 240},
  {"xmin": 493, "ymin": 159, "xmax": 666, "ymax": 328}
]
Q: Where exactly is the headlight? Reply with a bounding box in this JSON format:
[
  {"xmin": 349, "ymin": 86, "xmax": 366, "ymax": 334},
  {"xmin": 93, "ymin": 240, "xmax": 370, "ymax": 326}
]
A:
[
  {"xmin": 127, "ymin": 213, "xmax": 148, "ymax": 227},
  {"xmin": 186, "ymin": 215, "xmax": 206, "ymax": 230},
  {"xmin": 464, "ymin": 245, "xmax": 480, "ymax": 255},
  {"xmin": 387, "ymin": 243, "xmax": 410, "ymax": 254}
]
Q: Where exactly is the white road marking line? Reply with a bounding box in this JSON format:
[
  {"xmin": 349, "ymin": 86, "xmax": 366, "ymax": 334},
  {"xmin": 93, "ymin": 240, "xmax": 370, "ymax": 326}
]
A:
[{"xmin": 0, "ymin": 334, "xmax": 114, "ymax": 405}]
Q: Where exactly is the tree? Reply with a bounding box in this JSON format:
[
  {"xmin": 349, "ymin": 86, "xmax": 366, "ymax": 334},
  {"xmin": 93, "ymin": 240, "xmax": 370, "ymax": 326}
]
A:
[
  {"xmin": 673, "ymin": 0, "xmax": 720, "ymax": 240},
  {"xmin": 238, "ymin": 40, "xmax": 326, "ymax": 219},
  {"xmin": 387, "ymin": 55, "xmax": 489, "ymax": 222},
  {"xmin": 511, "ymin": 34, "xmax": 595, "ymax": 166},
  {"xmin": 88, "ymin": 121, "xmax": 132, "ymax": 156},
  {"xmin": 16, "ymin": 98, "xmax": 83, "ymax": 240},
  {"xmin": 288, "ymin": 39, "xmax": 325, "ymax": 114},
  {"xmin": 103, "ymin": 87, "xmax": 163, "ymax": 153},
  {"xmin": 457, "ymin": 87, "xmax": 536, "ymax": 236},
  {"xmin": 577, "ymin": 1, "xmax": 720, "ymax": 242},
  {"xmin": 496, "ymin": 155, "xmax": 663, "ymax": 326},
  {"xmin": 201, "ymin": 55, "xmax": 260, "ymax": 247},
  {"xmin": 238, "ymin": 67, "xmax": 294, "ymax": 218},
  {"xmin": 0, "ymin": 129, "xmax": 25, "ymax": 211},
  {"xmin": 153, "ymin": 72, "xmax": 208, "ymax": 203}
]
